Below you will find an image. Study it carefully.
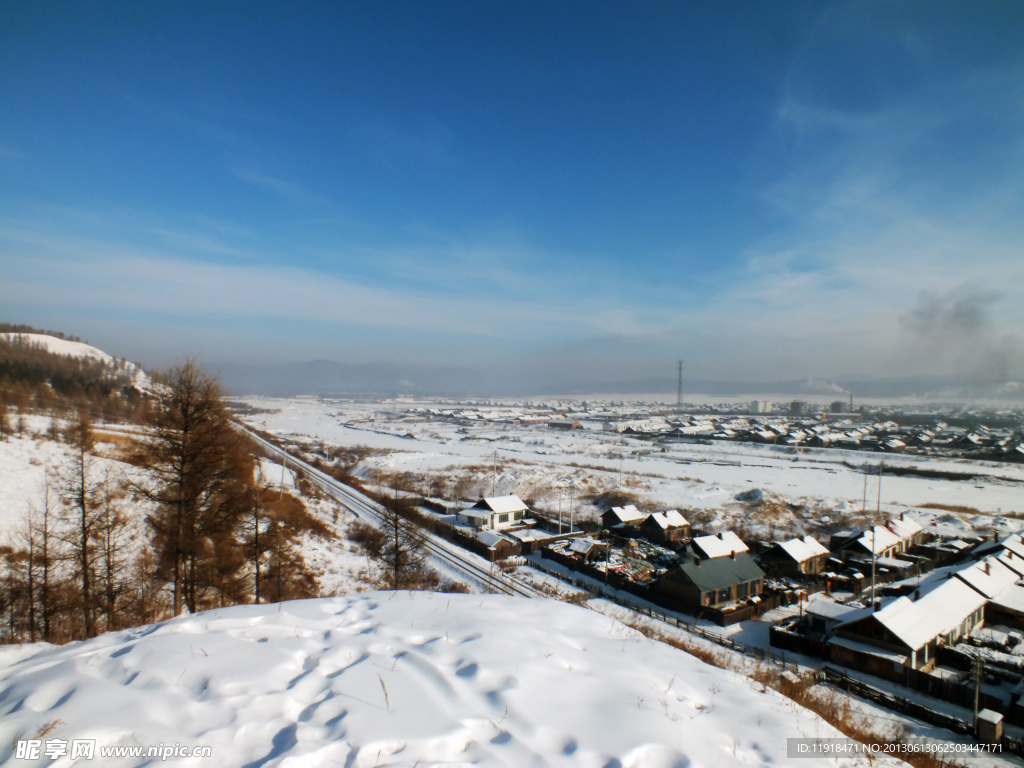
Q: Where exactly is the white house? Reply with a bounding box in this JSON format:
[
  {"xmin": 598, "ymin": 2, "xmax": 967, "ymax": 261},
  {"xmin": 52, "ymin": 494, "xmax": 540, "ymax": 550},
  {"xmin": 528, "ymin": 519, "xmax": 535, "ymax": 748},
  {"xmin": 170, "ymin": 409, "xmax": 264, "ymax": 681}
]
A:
[{"xmin": 459, "ymin": 495, "xmax": 530, "ymax": 530}]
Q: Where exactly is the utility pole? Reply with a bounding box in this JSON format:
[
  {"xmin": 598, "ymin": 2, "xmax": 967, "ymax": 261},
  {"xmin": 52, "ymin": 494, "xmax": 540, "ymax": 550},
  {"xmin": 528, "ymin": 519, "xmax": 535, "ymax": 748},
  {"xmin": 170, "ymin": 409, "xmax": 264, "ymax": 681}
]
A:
[
  {"xmin": 870, "ymin": 463, "xmax": 883, "ymax": 609},
  {"xmin": 677, "ymin": 360, "xmax": 684, "ymax": 412},
  {"xmin": 569, "ymin": 481, "xmax": 575, "ymax": 533},
  {"xmin": 876, "ymin": 461, "xmax": 884, "ymax": 521},
  {"xmin": 491, "ymin": 451, "xmax": 498, "ymax": 497},
  {"xmin": 973, "ymin": 655, "xmax": 983, "ymax": 734},
  {"xmin": 558, "ymin": 488, "xmax": 563, "ymax": 534},
  {"xmin": 861, "ymin": 469, "xmax": 868, "ymax": 514}
]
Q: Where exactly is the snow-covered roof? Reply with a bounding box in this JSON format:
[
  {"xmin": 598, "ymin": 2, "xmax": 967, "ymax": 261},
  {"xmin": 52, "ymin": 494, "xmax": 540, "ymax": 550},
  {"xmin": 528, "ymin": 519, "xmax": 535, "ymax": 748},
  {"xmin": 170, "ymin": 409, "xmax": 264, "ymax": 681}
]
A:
[
  {"xmin": 875, "ymin": 557, "xmax": 915, "ymax": 569},
  {"xmin": 829, "ymin": 635, "xmax": 909, "ymax": 665},
  {"xmin": 996, "ymin": 534, "xmax": 1024, "ymax": 560},
  {"xmin": 955, "ymin": 556, "xmax": 1020, "ymax": 598},
  {"xmin": 989, "ymin": 584, "xmax": 1024, "ymax": 617},
  {"xmin": 569, "ymin": 538, "xmax": 601, "ymax": 556},
  {"xmin": 471, "ymin": 495, "xmax": 529, "ymax": 514},
  {"xmin": 507, "ymin": 529, "xmax": 553, "ymax": 542},
  {"xmin": 856, "ymin": 525, "xmax": 902, "ymax": 555},
  {"xmin": 476, "ymin": 531, "xmax": 509, "ymax": 549},
  {"xmin": 692, "ymin": 531, "xmax": 748, "ymax": 559},
  {"xmin": 776, "ymin": 536, "xmax": 829, "ymax": 563},
  {"xmin": 887, "ymin": 515, "xmax": 923, "ymax": 540},
  {"xmin": 863, "ymin": 579, "xmax": 986, "ymax": 651},
  {"xmin": 645, "ymin": 510, "xmax": 689, "ymax": 530},
  {"xmin": 805, "ymin": 599, "xmax": 871, "ymax": 623},
  {"xmin": 606, "ymin": 504, "xmax": 645, "ymax": 524}
]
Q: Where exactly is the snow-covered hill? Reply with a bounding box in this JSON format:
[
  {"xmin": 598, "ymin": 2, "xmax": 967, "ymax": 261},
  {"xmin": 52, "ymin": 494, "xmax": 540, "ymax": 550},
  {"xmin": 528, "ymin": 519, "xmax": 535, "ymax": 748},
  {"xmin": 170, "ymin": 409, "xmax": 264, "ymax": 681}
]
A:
[
  {"xmin": 0, "ymin": 592, "xmax": 893, "ymax": 768},
  {"xmin": 0, "ymin": 332, "xmax": 150, "ymax": 390},
  {"xmin": 0, "ymin": 333, "xmax": 116, "ymax": 365}
]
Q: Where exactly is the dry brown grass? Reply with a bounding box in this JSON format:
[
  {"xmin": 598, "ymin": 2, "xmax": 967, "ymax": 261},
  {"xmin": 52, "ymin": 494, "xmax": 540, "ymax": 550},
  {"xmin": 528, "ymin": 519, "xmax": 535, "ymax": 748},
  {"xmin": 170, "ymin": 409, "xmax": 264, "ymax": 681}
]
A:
[{"xmin": 919, "ymin": 503, "xmax": 982, "ymax": 516}]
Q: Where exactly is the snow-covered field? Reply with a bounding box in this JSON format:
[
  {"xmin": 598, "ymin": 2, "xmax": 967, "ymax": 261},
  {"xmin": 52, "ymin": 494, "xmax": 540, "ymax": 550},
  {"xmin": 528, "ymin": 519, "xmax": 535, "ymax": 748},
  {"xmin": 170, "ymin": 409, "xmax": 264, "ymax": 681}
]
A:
[
  {"xmin": 238, "ymin": 396, "xmax": 1024, "ymax": 540},
  {"xmin": 0, "ymin": 592, "xmax": 897, "ymax": 768}
]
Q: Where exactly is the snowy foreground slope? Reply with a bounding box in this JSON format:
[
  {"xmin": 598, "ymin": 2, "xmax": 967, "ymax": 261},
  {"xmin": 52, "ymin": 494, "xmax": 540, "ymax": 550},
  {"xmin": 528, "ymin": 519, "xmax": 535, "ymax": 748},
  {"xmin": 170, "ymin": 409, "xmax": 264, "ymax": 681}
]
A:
[{"xmin": 0, "ymin": 593, "xmax": 897, "ymax": 768}]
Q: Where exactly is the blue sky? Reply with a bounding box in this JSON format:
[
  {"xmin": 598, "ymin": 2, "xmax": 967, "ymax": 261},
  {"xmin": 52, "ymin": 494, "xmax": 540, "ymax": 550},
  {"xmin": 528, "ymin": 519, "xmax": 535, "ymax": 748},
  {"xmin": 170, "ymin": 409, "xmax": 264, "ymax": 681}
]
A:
[{"xmin": 1, "ymin": 1, "xmax": 1022, "ymax": 385}]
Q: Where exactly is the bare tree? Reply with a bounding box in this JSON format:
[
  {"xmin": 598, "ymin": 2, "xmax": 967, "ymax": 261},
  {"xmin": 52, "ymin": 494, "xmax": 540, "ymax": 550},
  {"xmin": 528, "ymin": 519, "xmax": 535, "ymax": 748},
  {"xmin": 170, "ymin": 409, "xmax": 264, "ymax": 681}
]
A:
[
  {"xmin": 56, "ymin": 408, "xmax": 101, "ymax": 638},
  {"xmin": 132, "ymin": 361, "xmax": 253, "ymax": 614},
  {"xmin": 32, "ymin": 473, "xmax": 59, "ymax": 642},
  {"xmin": 244, "ymin": 466, "xmax": 271, "ymax": 604},
  {"xmin": 380, "ymin": 492, "xmax": 428, "ymax": 589},
  {"xmin": 95, "ymin": 469, "xmax": 132, "ymax": 632}
]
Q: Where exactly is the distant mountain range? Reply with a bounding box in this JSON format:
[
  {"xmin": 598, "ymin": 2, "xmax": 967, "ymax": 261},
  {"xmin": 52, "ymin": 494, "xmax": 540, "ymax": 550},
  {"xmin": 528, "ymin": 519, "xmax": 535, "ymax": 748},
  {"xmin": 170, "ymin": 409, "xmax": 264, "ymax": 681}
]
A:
[{"xmin": 213, "ymin": 360, "xmax": 1023, "ymax": 401}]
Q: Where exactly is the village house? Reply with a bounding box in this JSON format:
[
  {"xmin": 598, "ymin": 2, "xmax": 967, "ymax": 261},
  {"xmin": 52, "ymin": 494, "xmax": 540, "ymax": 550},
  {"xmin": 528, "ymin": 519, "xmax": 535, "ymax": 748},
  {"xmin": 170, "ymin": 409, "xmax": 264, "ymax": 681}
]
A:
[
  {"xmin": 832, "ymin": 514, "xmax": 924, "ymax": 562},
  {"xmin": 474, "ymin": 531, "xmax": 522, "ymax": 562},
  {"xmin": 803, "ymin": 599, "xmax": 872, "ymax": 640},
  {"xmin": 829, "ymin": 577, "xmax": 986, "ymax": 679},
  {"xmin": 759, "ymin": 536, "xmax": 830, "ymax": 576},
  {"xmin": 640, "ymin": 510, "xmax": 691, "ymax": 544},
  {"xmin": 601, "ymin": 504, "xmax": 646, "ymax": 529},
  {"xmin": 690, "ymin": 531, "xmax": 748, "ymax": 560},
  {"xmin": 653, "ymin": 550, "xmax": 765, "ymax": 609},
  {"xmin": 567, "ymin": 537, "xmax": 608, "ymax": 562},
  {"xmin": 459, "ymin": 495, "xmax": 530, "ymax": 531},
  {"xmin": 547, "ymin": 419, "xmax": 582, "ymax": 430}
]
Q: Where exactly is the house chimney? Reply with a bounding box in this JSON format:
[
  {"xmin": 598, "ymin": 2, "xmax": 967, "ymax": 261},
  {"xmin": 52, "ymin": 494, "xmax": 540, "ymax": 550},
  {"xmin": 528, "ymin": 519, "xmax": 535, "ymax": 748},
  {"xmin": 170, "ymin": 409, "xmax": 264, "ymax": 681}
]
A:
[
  {"xmin": 693, "ymin": 556, "xmax": 701, "ymax": 566},
  {"xmin": 900, "ymin": 512, "xmax": 904, "ymax": 521},
  {"xmin": 730, "ymin": 550, "xmax": 736, "ymax": 560},
  {"xmin": 913, "ymin": 589, "xmax": 920, "ymax": 601},
  {"xmin": 717, "ymin": 532, "xmax": 724, "ymax": 540},
  {"xmin": 984, "ymin": 562, "xmax": 990, "ymax": 575}
]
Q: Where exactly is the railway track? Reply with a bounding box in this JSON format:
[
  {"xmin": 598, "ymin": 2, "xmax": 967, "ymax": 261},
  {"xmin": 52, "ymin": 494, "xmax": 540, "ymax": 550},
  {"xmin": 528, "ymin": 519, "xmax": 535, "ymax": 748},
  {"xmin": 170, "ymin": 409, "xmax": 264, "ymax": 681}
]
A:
[{"xmin": 241, "ymin": 427, "xmax": 540, "ymax": 598}]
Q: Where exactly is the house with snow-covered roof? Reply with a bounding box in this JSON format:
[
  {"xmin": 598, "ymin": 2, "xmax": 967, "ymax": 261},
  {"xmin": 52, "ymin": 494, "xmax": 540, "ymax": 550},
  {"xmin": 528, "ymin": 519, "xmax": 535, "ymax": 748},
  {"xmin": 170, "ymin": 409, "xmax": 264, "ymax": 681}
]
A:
[
  {"xmin": 829, "ymin": 577, "xmax": 986, "ymax": 678},
  {"xmin": 759, "ymin": 536, "xmax": 830, "ymax": 576},
  {"xmin": 601, "ymin": 504, "xmax": 646, "ymax": 529},
  {"xmin": 691, "ymin": 531, "xmax": 748, "ymax": 560},
  {"xmin": 832, "ymin": 513, "xmax": 924, "ymax": 562},
  {"xmin": 474, "ymin": 531, "xmax": 521, "ymax": 561},
  {"xmin": 653, "ymin": 551, "xmax": 765, "ymax": 609},
  {"xmin": 459, "ymin": 495, "xmax": 530, "ymax": 531},
  {"xmin": 640, "ymin": 510, "xmax": 691, "ymax": 544}
]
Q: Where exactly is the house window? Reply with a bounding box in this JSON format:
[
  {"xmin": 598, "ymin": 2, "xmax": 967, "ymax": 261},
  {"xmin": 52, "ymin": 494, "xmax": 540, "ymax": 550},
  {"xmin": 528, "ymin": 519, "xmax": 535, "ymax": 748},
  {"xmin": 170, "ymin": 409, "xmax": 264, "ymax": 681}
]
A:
[
  {"xmin": 736, "ymin": 581, "xmax": 749, "ymax": 599},
  {"xmin": 514, "ymin": 511, "xmax": 524, "ymax": 520},
  {"xmin": 498, "ymin": 513, "xmax": 509, "ymax": 524},
  {"xmin": 717, "ymin": 587, "xmax": 731, "ymax": 604}
]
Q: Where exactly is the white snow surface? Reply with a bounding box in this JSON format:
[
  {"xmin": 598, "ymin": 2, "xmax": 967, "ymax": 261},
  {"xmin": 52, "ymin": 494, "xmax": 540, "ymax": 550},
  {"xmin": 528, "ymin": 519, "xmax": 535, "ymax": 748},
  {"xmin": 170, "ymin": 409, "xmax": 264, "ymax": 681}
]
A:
[{"xmin": 0, "ymin": 592, "xmax": 890, "ymax": 768}]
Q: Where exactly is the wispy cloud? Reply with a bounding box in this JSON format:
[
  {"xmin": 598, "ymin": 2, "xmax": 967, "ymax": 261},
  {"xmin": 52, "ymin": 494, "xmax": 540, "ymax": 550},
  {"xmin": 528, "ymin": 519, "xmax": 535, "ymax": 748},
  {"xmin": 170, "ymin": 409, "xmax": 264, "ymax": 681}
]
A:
[
  {"xmin": 122, "ymin": 93, "xmax": 238, "ymax": 143},
  {"xmin": 232, "ymin": 169, "xmax": 337, "ymax": 208}
]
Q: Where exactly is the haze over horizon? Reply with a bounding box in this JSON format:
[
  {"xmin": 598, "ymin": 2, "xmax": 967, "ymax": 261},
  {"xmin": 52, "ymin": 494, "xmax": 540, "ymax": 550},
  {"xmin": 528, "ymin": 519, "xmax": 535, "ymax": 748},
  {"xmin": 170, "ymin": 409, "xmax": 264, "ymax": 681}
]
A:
[{"xmin": 2, "ymin": 2, "xmax": 1023, "ymax": 389}]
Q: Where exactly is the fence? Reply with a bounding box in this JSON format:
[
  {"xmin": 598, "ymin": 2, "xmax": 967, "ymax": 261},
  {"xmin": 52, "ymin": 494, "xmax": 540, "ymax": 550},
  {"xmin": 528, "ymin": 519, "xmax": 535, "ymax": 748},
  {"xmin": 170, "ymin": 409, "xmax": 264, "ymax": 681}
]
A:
[
  {"xmin": 527, "ymin": 556, "xmax": 802, "ymax": 673},
  {"xmin": 821, "ymin": 666, "xmax": 975, "ymax": 736}
]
